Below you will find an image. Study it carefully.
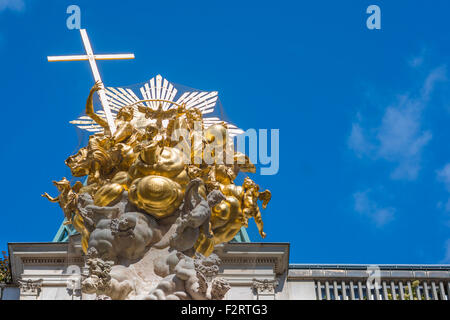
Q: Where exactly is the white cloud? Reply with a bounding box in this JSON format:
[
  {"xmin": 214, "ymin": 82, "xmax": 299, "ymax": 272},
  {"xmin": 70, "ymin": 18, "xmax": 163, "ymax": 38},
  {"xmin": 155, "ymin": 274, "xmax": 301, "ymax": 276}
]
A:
[
  {"xmin": 437, "ymin": 163, "xmax": 450, "ymax": 192},
  {"xmin": 377, "ymin": 98, "xmax": 432, "ymax": 180},
  {"xmin": 0, "ymin": 0, "xmax": 25, "ymax": 12},
  {"xmin": 409, "ymin": 56, "xmax": 423, "ymax": 68},
  {"xmin": 349, "ymin": 66, "xmax": 446, "ymax": 180},
  {"xmin": 348, "ymin": 122, "xmax": 371, "ymax": 157},
  {"xmin": 437, "ymin": 199, "xmax": 450, "ymax": 213},
  {"xmin": 408, "ymin": 48, "xmax": 428, "ymax": 69},
  {"xmin": 353, "ymin": 190, "xmax": 395, "ymax": 227}
]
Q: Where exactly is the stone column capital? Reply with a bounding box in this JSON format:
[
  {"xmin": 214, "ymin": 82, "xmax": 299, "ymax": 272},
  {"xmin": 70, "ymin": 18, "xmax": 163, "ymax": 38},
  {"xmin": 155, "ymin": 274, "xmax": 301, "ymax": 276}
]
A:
[
  {"xmin": 251, "ymin": 278, "xmax": 279, "ymax": 295},
  {"xmin": 18, "ymin": 278, "xmax": 43, "ymax": 299}
]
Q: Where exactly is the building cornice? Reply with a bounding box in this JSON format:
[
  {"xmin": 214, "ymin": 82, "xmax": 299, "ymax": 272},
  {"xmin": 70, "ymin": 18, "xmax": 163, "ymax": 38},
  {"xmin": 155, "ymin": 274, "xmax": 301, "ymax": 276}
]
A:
[
  {"xmin": 8, "ymin": 235, "xmax": 84, "ymax": 284},
  {"xmin": 215, "ymin": 242, "xmax": 290, "ymax": 275}
]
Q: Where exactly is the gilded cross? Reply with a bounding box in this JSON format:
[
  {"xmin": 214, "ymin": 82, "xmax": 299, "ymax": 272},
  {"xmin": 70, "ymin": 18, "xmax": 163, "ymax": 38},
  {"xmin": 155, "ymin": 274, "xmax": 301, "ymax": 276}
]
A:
[{"xmin": 48, "ymin": 29, "xmax": 134, "ymax": 134}]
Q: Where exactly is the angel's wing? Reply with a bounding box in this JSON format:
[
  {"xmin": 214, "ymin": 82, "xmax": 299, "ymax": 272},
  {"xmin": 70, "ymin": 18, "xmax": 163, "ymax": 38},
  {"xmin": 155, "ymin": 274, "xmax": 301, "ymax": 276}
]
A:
[
  {"xmin": 137, "ymin": 105, "xmax": 149, "ymax": 115},
  {"xmin": 162, "ymin": 108, "xmax": 178, "ymax": 119},
  {"xmin": 258, "ymin": 190, "xmax": 272, "ymax": 209}
]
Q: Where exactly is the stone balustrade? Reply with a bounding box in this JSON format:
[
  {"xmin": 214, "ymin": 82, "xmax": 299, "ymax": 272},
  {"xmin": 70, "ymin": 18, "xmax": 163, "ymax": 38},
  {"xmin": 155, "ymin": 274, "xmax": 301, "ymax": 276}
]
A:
[{"xmin": 289, "ymin": 264, "xmax": 450, "ymax": 300}]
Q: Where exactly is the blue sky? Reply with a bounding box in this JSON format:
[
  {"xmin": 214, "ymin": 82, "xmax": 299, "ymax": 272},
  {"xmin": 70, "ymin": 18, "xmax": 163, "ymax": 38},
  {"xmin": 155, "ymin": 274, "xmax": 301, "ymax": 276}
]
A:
[{"xmin": 1, "ymin": 0, "xmax": 450, "ymax": 264}]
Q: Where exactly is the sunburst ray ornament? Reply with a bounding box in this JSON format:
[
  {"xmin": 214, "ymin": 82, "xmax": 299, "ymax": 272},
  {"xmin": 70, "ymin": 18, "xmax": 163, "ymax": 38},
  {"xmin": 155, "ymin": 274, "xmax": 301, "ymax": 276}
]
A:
[
  {"xmin": 70, "ymin": 74, "xmax": 245, "ymax": 137},
  {"xmin": 48, "ymin": 29, "xmax": 135, "ymax": 134}
]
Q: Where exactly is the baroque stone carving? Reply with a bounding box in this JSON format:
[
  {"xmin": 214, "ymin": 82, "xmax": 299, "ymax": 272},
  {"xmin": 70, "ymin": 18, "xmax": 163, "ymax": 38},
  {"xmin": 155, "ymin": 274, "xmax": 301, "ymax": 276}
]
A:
[
  {"xmin": 252, "ymin": 279, "xmax": 279, "ymax": 295},
  {"xmin": 18, "ymin": 279, "xmax": 43, "ymax": 296},
  {"xmin": 43, "ymin": 79, "xmax": 272, "ymax": 300},
  {"xmin": 76, "ymin": 187, "xmax": 230, "ymax": 300}
]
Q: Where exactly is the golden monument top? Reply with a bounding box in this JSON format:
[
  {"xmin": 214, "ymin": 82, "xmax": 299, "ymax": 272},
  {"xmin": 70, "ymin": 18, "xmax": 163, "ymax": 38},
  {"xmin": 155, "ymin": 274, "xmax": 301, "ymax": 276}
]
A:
[{"xmin": 48, "ymin": 28, "xmax": 135, "ymax": 134}]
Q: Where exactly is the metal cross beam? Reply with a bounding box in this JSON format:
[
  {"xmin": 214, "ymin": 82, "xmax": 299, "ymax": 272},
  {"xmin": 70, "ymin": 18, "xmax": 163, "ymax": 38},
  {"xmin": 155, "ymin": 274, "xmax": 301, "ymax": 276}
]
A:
[{"xmin": 48, "ymin": 29, "xmax": 135, "ymax": 134}]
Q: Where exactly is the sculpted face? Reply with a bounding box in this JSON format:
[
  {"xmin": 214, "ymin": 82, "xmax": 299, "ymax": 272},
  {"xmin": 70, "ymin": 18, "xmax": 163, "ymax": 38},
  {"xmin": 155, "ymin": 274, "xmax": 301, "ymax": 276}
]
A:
[
  {"xmin": 52, "ymin": 178, "xmax": 71, "ymax": 192},
  {"xmin": 117, "ymin": 106, "xmax": 134, "ymax": 121},
  {"xmin": 65, "ymin": 148, "xmax": 90, "ymax": 177},
  {"xmin": 243, "ymin": 177, "xmax": 257, "ymax": 190},
  {"xmin": 145, "ymin": 124, "xmax": 159, "ymax": 139}
]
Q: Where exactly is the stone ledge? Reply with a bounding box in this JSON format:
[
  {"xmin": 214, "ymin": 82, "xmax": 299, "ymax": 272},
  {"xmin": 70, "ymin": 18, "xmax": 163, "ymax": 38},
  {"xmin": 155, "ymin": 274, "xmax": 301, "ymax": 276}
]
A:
[
  {"xmin": 216, "ymin": 242, "xmax": 290, "ymax": 275},
  {"xmin": 288, "ymin": 268, "xmax": 450, "ymax": 280}
]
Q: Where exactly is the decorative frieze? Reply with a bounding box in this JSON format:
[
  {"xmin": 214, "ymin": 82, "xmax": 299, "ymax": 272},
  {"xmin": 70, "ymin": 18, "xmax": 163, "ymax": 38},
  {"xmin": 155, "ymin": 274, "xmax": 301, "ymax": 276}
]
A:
[{"xmin": 221, "ymin": 257, "xmax": 283, "ymax": 274}]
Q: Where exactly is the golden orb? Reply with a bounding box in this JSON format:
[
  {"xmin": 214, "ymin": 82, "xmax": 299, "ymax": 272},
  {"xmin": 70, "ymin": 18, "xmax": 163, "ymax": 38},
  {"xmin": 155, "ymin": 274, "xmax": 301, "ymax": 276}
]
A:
[{"xmin": 129, "ymin": 175, "xmax": 183, "ymax": 218}]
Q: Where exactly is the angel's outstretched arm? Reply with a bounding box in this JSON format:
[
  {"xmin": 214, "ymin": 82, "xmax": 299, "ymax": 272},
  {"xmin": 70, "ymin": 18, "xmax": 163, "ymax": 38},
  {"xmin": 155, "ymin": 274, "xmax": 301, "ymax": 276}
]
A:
[
  {"xmin": 42, "ymin": 192, "xmax": 59, "ymax": 203},
  {"xmin": 86, "ymin": 81, "xmax": 109, "ymax": 130}
]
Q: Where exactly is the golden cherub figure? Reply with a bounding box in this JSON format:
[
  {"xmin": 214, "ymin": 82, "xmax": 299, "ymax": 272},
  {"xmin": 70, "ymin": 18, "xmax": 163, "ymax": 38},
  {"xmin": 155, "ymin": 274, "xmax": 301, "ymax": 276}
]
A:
[
  {"xmin": 42, "ymin": 177, "xmax": 83, "ymax": 224},
  {"xmin": 134, "ymin": 123, "xmax": 164, "ymax": 164},
  {"xmin": 42, "ymin": 178, "xmax": 91, "ymax": 252},
  {"xmin": 241, "ymin": 177, "xmax": 271, "ymax": 238}
]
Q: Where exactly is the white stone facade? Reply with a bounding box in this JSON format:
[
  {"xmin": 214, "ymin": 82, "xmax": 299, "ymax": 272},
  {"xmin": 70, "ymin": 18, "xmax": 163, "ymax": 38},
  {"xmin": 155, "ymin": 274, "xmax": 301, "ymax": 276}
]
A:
[{"xmin": 2, "ymin": 234, "xmax": 450, "ymax": 300}]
